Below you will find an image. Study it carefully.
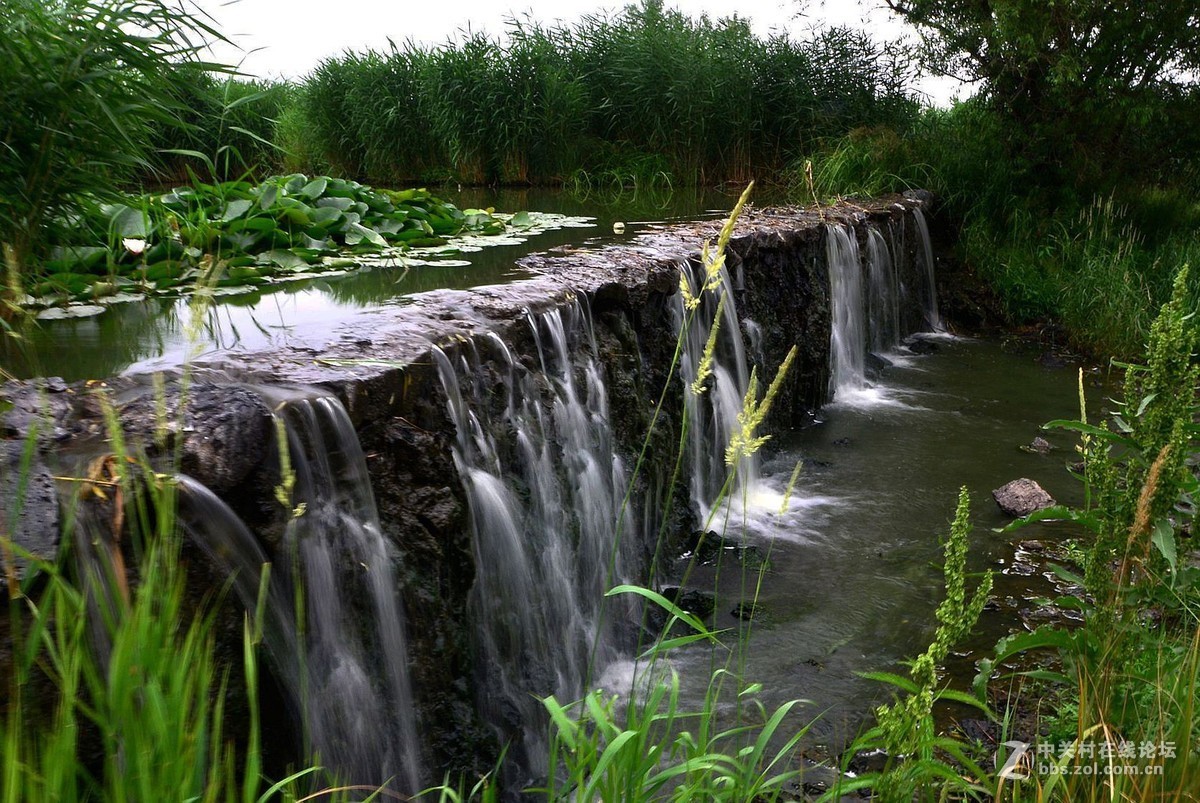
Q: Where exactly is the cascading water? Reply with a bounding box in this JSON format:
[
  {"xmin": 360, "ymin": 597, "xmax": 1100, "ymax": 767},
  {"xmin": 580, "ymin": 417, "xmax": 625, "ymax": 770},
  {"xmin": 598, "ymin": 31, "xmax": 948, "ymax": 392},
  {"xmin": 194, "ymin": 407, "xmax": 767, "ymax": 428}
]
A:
[
  {"xmin": 865, "ymin": 228, "xmax": 901, "ymax": 354},
  {"xmin": 827, "ymin": 226, "xmax": 868, "ymax": 396},
  {"xmin": 432, "ymin": 296, "xmax": 642, "ymax": 781},
  {"xmin": 69, "ymin": 386, "xmax": 423, "ymax": 797},
  {"xmin": 253, "ymin": 387, "xmax": 422, "ymax": 794},
  {"xmin": 828, "ymin": 211, "xmax": 942, "ymax": 400},
  {"xmin": 675, "ymin": 259, "xmax": 756, "ymax": 518},
  {"xmin": 176, "ymin": 475, "xmax": 297, "ymax": 673},
  {"xmin": 913, "ymin": 207, "xmax": 941, "ymax": 330}
]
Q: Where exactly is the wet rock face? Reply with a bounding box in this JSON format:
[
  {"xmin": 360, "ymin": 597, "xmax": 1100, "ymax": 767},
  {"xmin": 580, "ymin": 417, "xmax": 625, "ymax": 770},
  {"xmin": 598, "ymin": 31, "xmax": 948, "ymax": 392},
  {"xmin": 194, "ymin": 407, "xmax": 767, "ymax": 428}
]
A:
[
  {"xmin": 116, "ymin": 383, "xmax": 275, "ymax": 494},
  {"xmin": 0, "ymin": 441, "xmax": 59, "ymax": 582},
  {"xmin": 993, "ymin": 478, "xmax": 1056, "ymax": 517},
  {"xmin": 733, "ymin": 226, "xmax": 830, "ymax": 426}
]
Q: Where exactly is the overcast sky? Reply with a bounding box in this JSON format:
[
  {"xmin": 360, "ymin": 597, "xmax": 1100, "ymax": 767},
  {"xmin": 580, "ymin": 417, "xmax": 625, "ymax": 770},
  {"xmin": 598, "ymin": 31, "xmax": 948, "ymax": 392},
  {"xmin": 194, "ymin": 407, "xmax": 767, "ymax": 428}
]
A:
[{"xmin": 194, "ymin": 0, "xmax": 965, "ymax": 103}]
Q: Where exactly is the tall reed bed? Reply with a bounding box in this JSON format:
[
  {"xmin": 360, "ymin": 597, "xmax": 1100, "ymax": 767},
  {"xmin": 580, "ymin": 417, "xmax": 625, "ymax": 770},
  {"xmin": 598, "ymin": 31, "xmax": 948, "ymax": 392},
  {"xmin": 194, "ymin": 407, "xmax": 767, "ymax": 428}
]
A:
[
  {"xmin": 286, "ymin": 2, "xmax": 917, "ymax": 186},
  {"xmin": 153, "ymin": 71, "xmax": 296, "ymax": 184},
  {"xmin": 0, "ymin": 0, "xmax": 229, "ymax": 294}
]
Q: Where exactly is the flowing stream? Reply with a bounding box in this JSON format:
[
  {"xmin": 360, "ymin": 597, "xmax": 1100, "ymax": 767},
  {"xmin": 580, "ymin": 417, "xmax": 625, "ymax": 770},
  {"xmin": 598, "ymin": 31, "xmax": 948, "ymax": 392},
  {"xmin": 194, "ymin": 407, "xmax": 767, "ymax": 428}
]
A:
[
  {"xmin": 432, "ymin": 298, "xmax": 644, "ymax": 782},
  {"xmin": 28, "ymin": 194, "xmax": 1099, "ymax": 792},
  {"xmin": 178, "ymin": 388, "xmax": 423, "ymax": 793},
  {"xmin": 667, "ymin": 332, "xmax": 1090, "ymax": 751}
]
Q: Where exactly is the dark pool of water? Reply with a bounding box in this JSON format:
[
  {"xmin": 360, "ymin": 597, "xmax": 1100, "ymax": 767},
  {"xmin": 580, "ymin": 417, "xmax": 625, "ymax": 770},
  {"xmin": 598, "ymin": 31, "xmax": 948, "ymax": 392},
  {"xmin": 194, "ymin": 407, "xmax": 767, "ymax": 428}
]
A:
[
  {"xmin": 663, "ymin": 334, "xmax": 1111, "ymax": 752},
  {"xmin": 1, "ymin": 186, "xmax": 758, "ymax": 382}
]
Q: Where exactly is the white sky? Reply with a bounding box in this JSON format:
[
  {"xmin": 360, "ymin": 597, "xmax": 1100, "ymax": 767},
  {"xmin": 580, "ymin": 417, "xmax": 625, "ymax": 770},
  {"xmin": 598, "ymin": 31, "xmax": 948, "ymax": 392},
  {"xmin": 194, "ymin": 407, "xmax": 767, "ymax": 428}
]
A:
[{"xmin": 195, "ymin": 0, "xmax": 965, "ymax": 104}]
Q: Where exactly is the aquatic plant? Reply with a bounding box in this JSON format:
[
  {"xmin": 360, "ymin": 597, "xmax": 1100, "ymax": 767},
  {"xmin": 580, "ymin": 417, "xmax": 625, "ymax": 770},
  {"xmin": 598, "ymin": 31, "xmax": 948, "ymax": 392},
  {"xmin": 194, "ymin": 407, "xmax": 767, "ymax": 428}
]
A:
[
  {"xmin": 0, "ymin": 0, "xmax": 227, "ymax": 300},
  {"xmin": 26, "ymin": 176, "xmax": 506, "ymax": 305}
]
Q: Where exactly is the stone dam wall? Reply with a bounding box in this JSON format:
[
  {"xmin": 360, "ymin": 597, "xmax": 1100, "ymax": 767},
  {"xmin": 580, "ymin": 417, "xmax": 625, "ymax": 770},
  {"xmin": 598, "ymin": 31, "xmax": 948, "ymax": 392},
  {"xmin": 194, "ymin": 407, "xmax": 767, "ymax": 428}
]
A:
[{"xmin": 0, "ymin": 193, "xmax": 938, "ymax": 781}]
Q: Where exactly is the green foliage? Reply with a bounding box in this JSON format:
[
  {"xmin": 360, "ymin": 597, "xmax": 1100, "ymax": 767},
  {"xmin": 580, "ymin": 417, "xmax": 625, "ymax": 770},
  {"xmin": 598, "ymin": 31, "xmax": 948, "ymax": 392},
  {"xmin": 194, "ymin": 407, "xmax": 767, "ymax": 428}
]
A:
[
  {"xmin": 291, "ymin": 1, "xmax": 917, "ymax": 185},
  {"xmin": 5, "ymin": 455, "xmax": 239, "ymax": 800},
  {"xmin": 153, "ymin": 71, "xmax": 296, "ymax": 183},
  {"xmin": 839, "ymin": 488, "xmax": 994, "ymax": 799},
  {"xmin": 961, "ymin": 197, "xmax": 1200, "ymax": 356},
  {"xmin": 973, "ymin": 268, "xmax": 1200, "ymax": 796},
  {"xmin": 886, "ymin": 0, "xmax": 1200, "ymax": 191},
  {"xmin": 24, "ymin": 176, "xmax": 506, "ymax": 304},
  {"xmin": 0, "ymin": 0, "xmax": 227, "ymax": 293},
  {"xmin": 802, "ymin": 96, "xmax": 1200, "ymax": 358},
  {"xmin": 542, "ymin": 668, "xmax": 808, "ymax": 802},
  {"xmin": 1056, "ymin": 267, "xmax": 1199, "ymax": 608}
]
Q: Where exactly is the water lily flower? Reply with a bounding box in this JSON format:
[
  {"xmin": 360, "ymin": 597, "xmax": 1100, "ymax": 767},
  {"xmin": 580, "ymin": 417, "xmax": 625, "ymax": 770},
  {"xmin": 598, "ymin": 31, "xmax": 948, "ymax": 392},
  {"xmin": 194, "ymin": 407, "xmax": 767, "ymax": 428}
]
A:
[{"xmin": 122, "ymin": 238, "xmax": 147, "ymax": 255}]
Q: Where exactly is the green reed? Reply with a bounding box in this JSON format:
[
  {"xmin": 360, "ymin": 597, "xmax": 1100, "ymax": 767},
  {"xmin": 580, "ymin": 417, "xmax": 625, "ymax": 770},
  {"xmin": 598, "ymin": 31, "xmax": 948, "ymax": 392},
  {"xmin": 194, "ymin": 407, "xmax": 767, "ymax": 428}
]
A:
[{"xmin": 289, "ymin": 1, "xmax": 916, "ymax": 187}]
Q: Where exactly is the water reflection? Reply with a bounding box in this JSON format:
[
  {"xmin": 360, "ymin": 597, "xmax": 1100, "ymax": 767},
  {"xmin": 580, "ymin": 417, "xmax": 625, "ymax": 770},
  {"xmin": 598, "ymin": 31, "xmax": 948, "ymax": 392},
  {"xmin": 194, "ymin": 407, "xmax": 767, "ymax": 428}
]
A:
[
  {"xmin": 669, "ymin": 337, "xmax": 1102, "ymax": 751},
  {"xmin": 1, "ymin": 187, "xmax": 761, "ymax": 381}
]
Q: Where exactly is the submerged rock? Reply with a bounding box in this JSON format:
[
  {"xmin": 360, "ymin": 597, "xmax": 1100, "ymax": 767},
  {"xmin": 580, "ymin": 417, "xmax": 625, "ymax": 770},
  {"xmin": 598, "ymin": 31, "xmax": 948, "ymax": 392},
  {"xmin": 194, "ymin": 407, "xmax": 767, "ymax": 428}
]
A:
[
  {"xmin": 992, "ymin": 478, "xmax": 1055, "ymax": 517},
  {"xmin": 905, "ymin": 337, "xmax": 939, "ymax": 355},
  {"xmin": 865, "ymin": 351, "xmax": 893, "ymax": 379},
  {"xmin": 1020, "ymin": 436, "xmax": 1053, "ymax": 455},
  {"xmin": 660, "ymin": 586, "xmax": 716, "ymax": 619},
  {"xmin": 731, "ymin": 600, "xmax": 762, "ymax": 620}
]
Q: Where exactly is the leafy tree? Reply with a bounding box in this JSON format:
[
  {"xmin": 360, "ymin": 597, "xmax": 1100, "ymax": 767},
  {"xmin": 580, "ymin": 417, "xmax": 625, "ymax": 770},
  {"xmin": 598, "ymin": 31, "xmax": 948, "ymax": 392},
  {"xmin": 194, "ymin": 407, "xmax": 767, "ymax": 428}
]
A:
[{"xmin": 883, "ymin": 0, "xmax": 1200, "ymax": 189}]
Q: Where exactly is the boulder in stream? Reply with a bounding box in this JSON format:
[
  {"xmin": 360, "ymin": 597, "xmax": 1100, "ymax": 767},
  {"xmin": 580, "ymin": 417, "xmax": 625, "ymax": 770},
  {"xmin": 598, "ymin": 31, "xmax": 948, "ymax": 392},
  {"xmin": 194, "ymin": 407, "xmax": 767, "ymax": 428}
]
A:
[
  {"xmin": 992, "ymin": 478, "xmax": 1055, "ymax": 517},
  {"xmin": 1020, "ymin": 436, "xmax": 1053, "ymax": 455}
]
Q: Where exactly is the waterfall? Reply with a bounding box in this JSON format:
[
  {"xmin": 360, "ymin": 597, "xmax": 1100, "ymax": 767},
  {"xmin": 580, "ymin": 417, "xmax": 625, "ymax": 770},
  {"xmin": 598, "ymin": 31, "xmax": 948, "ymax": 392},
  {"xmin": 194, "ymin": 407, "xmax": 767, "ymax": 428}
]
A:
[
  {"xmin": 69, "ymin": 385, "xmax": 423, "ymax": 796},
  {"xmin": 827, "ymin": 226, "xmax": 868, "ymax": 396},
  {"xmin": 742, "ymin": 318, "xmax": 766, "ymax": 367},
  {"xmin": 676, "ymin": 258, "xmax": 756, "ymax": 518},
  {"xmin": 432, "ymin": 296, "xmax": 642, "ymax": 781},
  {"xmin": 176, "ymin": 475, "xmax": 297, "ymax": 675},
  {"xmin": 865, "ymin": 228, "xmax": 901, "ymax": 354},
  {"xmin": 253, "ymin": 387, "xmax": 422, "ymax": 794},
  {"xmin": 912, "ymin": 207, "xmax": 941, "ymax": 330},
  {"xmin": 828, "ymin": 210, "xmax": 942, "ymax": 399}
]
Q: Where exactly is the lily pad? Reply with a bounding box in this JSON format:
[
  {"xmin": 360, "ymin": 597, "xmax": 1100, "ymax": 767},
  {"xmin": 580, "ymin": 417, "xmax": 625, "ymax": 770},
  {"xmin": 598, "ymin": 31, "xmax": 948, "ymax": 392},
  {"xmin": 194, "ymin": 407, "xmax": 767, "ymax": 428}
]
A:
[{"xmin": 37, "ymin": 304, "xmax": 107, "ymax": 320}]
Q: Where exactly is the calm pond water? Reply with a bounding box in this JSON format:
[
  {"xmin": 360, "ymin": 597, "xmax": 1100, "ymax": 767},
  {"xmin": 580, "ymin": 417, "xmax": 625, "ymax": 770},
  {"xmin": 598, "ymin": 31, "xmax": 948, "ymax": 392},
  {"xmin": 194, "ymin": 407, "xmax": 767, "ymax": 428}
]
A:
[
  {"xmin": 651, "ymin": 334, "xmax": 1106, "ymax": 753},
  {"xmin": 1, "ymin": 187, "xmax": 755, "ymax": 381}
]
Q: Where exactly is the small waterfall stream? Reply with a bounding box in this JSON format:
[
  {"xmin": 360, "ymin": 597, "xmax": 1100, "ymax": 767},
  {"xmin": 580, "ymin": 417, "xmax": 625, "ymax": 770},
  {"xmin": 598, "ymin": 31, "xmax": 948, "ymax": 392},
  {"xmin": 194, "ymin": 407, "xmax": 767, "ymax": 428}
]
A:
[
  {"xmin": 176, "ymin": 475, "xmax": 296, "ymax": 669},
  {"xmin": 913, "ymin": 207, "xmax": 941, "ymax": 330},
  {"xmin": 179, "ymin": 389, "xmax": 422, "ymax": 795},
  {"xmin": 827, "ymin": 226, "xmax": 868, "ymax": 396},
  {"xmin": 676, "ymin": 258, "xmax": 757, "ymax": 518},
  {"xmin": 865, "ymin": 228, "xmax": 901, "ymax": 354},
  {"xmin": 433, "ymin": 297, "xmax": 642, "ymax": 780},
  {"xmin": 827, "ymin": 215, "xmax": 941, "ymax": 399},
  {"xmin": 262, "ymin": 388, "xmax": 422, "ymax": 793}
]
